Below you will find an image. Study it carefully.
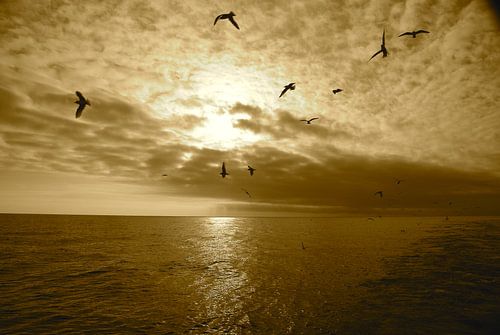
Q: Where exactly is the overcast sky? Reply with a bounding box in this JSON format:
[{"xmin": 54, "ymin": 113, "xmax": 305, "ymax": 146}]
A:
[{"xmin": 1, "ymin": 0, "xmax": 499, "ymax": 216}]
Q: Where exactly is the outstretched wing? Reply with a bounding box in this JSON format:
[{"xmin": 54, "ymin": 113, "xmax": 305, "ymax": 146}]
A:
[
  {"xmin": 415, "ymin": 29, "xmax": 430, "ymax": 34},
  {"xmin": 75, "ymin": 91, "xmax": 84, "ymax": 100},
  {"xmin": 75, "ymin": 104, "xmax": 85, "ymax": 118},
  {"xmin": 229, "ymin": 16, "xmax": 240, "ymax": 30},
  {"xmin": 279, "ymin": 87, "xmax": 289, "ymax": 98},
  {"xmin": 300, "ymin": 119, "xmax": 308, "ymax": 122},
  {"xmin": 221, "ymin": 162, "xmax": 226, "ymax": 174},
  {"xmin": 382, "ymin": 29, "xmax": 385, "ymax": 45},
  {"xmin": 214, "ymin": 14, "xmax": 223, "ymax": 26},
  {"xmin": 398, "ymin": 32, "xmax": 412, "ymax": 37},
  {"xmin": 309, "ymin": 117, "xmax": 319, "ymax": 122},
  {"xmin": 369, "ymin": 49, "xmax": 382, "ymax": 61}
]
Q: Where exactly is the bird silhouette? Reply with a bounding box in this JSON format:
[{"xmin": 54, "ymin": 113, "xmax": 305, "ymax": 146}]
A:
[
  {"xmin": 247, "ymin": 165, "xmax": 256, "ymax": 176},
  {"xmin": 300, "ymin": 117, "xmax": 319, "ymax": 124},
  {"xmin": 214, "ymin": 11, "xmax": 240, "ymax": 30},
  {"xmin": 395, "ymin": 179, "xmax": 404, "ymax": 185},
  {"xmin": 241, "ymin": 188, "xmax": 251, "ymax": 198},
  {"xmin": 332, "ymin": 88, "xmax": 343, "ymax": 94},
  {"xmin": 374, "ymin": 191, "xmax": 383, "ymax": 198},
  {"xmin": 220, "ymin": 162, "xmax": 229, "ymax": 178},
  {"xmin": 162, "ymin": 174, "xmax": 168, "ymax": 177},
  {"xmin": 74, "ymin": 91, "xmax": 90, "ymax": 118},
  {"xmin": 398, "ymin": 30, "xmax": 429, "ymax": 38},
  {"xmin": 279, "ymin": 83, "xmax": 296, "ymax": 98},
  {"xmin": 369, "ymin": 29, "xmax": 388, "ymax": 61},
  {"xmin": 301, "ymin": 242, "xmax": 306, "ymax": 250}
]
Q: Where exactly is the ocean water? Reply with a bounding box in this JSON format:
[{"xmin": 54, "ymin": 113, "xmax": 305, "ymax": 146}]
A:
[{"xmin": 0, "ymin": 215, "xmax": 498, "ymax": 334}]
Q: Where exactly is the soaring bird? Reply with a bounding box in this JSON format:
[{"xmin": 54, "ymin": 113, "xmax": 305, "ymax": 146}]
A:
[
  {"xmin": 398, "ymin": 30, "xmax": 429, "ymax": 38},
  {"xmin": 332, "ymin": 88, "xmax": 343, "ymax": 94},
  {"xmin": 247, "ymin": 165, "xmax": 256, "ymax": 176},
  {"xmin": 214, "ymin": 11, "xmax": 240, "ymax": 30},
  {"xmin": 74, "ymin": 91, "xmax": 90, "ymax": 118},
  {"xmin": 220, "ymin": 162, "xmax": 229, "ymax": 178},
  {"xmin": 279, "ymin": 83, "xmax": 296, "ymax": 98},
  {"xmin": 300, "ymin": 117, "xmax": 319, "ymax": 124},
  {"xmin": 374, "ymin": 191, "xmax": 383, "ymax": 198},
  {"xmin": 241, "ymin": 188, "xmax": 251, "ymax": 198},
  {"xmin": 369, "ymin": 29, "xmax": 388, "ymax": 61}
]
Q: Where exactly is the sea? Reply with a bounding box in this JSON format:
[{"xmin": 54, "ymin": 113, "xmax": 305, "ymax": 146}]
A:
[{"xmin": 0, "ymin": 214, "xmax": 499, "ymax": 334}]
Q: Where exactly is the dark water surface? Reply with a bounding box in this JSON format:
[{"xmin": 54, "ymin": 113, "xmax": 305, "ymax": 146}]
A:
[{"xmin": 0, "ymin": 214, "xmax": 498, "ymax": 334}]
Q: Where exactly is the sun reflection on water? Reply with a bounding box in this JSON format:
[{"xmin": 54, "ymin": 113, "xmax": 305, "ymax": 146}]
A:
[{"xmin": 189, "ymin": 217, "xmax": 252, "ymax": 330}]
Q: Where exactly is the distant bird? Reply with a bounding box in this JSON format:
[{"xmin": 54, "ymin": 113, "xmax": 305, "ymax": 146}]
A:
[
  {"xmin": 214, "ymin": 11, "xmax": 240, "ymax": 30},
  {"xmin": 301, "ymin": 242, "xmax": 306, "ymax": 250},
  {"xmin": 300, "ymin": 117, "xmax": 319, "ymax": 124},
  {"xmin": 332, "ymin": 88, "xmax": 343, "ymax": 94},
  {"xmin": 247, "ymin": 165, "xmax": 256, "ymax": 176},
  {"xmin": 241, "ymin": 188, "xmax": 251, "ymax": 198},
  {"xmin": 367, "ymin": 217, "xmax": 375, "ymax": 221},
  {"xmin": 74, "ymin": 91, "xmax": 90, "ymax": 118},
  {"xmin": 162, "ymin": 174, "xmax": 168, "ymax": 177},
  {"xmin": 220, "ymin": 162, "xmax": 229, "ymax": 178},
  {"xmin": 279, "ymin": 83, "xmax": 296, "ymax": 98},
  {"xmin": 374, "ymin": 191, "xmax": 383, "ymax": 198},
  {"xmin": 395, "ymin": 179, "xmax": 404, "ymax": 185},
  {"xmin": 398, "ymin": 30, "xmax": 430, "ymax": 38},
  {"xmin": 369, "ymin": 29, "xmax": 388, "ymax": 61}
]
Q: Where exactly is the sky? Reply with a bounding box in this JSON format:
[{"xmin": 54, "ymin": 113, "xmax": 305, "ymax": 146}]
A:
[{"xmin": 0, "ymin": 0, "xmax": 499, "ymax": 216}]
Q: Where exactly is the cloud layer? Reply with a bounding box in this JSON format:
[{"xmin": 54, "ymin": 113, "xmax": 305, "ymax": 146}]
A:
[{"xmin": 1, "ymin": 0, "xmax": 499, "ymax": 215}]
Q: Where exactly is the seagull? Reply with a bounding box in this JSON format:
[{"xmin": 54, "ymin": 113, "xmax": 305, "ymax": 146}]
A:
[
  {"xmin": 369, "ymin": 29, "xmax": 388, "ymax": 61},
  {"xmin": 74, "ymin": 91, "xmax": 90, "ymax": 118},
  {"xmin": 398, "ymin": 30, "xmax": 430, "ymax": 38},
  {"xmin": 247, "ymin": 165, "xmax": 256, "ymax": 176},
  {"xmin": 241, "ymin": 188, "xmax": 251, "ymax": 198},
  {"xmin": 300, "ymin": 117, "xmax": 319, "ymax": 124},
  {"xmin": 220, "ymin": 162, "xmax": 229, "ymax": 178},
  {"xmin": 279, "ymin": 83, "xmax": 296, "ymax": 98},
  {"xmin": 332, "ymin": 88, "xmax": 343, "ymax": 94},
  {"xmin": 374, "ymin": 191, "xmax": 383, "ymax": 198},
  {"xmin": 214, "ymin": 11, "xmax": 240, "ymax": 30}
]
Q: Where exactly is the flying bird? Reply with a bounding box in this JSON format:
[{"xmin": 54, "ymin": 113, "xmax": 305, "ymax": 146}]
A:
[
  {"xmin": 369, "ymin": 29, "xmax": 388, "ymax": 61},
  {"xmin": 367, "ymin": 217, "xmax": 375, "ymax": 221},
  {"xmin": 220, "ymin": 162, "xmax": 229, "ymax": 178},
  {"xmin": 395, "ymin": 179, "xmax": 404, "ymax": 185},
  {"xmin": 374, "ymin": 191, "xmax": 383, "ymax": 198},
  {"xmin": 247, "ymin": 165, "xmax": 256, "ymax": 176},
  {"xmin": 398, "ymin": 30, "xmax": 430, "ymax": 38},
  {"xmin": 241, "ymin": 188, "xmax": 251, "ymax": 198},
  {"xmin": 279, "ymin": 83, "xmax": 296, "ymax": 98},
  {"xmin": 214, "ymin": 11, "xmax": 240, "ymax": 30},
  {"xmin": 162, "ymin": 174, "xmax": 168, "ymax": 177},
  {"xmin": 74, "ymin": 91, "xmax": 90, "ymax": 118},
  {"xmin": 332, "ymin": 88, "xmax": 343, "ymax": 94},
  {"xmin": 300, "ymin": 117, "xmax": 319, "ymax": 124},
  {"xmin": 301, "ymin": 242, "xmax": 306, "ymax": 250}
]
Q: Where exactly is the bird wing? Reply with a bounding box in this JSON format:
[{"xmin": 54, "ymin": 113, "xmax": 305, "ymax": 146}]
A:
[
  {"xmin": 279, "ymin": 87, "xmax": 289, "ymax": 98},
  {"xmin": 221, "ymin": 162, "xmax": 226, "ymax": 173},
  {"xmin": 229, "ymin": 16, "xmax": 240, "ymax": 30},
  {"xmin": 75, "ymin": 91, "xmax": 84, "ymax": 100},
  {"xmin": 75, "ymin": 104, "xmax": 85, "ymax": 118},
  {"xmin": 309, "ymin": 117, "xmax": 319, "ymax": 122},
  {"xmin": 369, "ymin": 49, "xmax": 382, "ymax": 61},
  {"xmin": 382, "ymin": 29, "xmax": 385, "ymax": 45},
  {"xmin": 214, "ymin": 14, "xmax": 223, "ymax": 25},
  {"xmin": 300, "ymin": 119, "xmax": 308, "ymax": 122},
  {"xmin": 415, "ymin": 30, "xmax": 429, "ymax": 34},
  {"xmin": 398, "ymin": 32, "xmax": 412, "ymax": 37}
]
